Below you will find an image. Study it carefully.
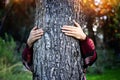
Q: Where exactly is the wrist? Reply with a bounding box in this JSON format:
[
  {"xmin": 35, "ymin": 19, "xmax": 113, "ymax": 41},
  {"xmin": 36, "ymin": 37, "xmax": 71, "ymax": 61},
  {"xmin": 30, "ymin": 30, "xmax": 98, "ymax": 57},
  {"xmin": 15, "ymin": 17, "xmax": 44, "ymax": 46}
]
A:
[
  {"xmin": 27, "ymin": 39, "xmax": 32, "ymax": 48},
  {"xmin": 80, "ymin": 34, "xmax": 87, "ymax": 41},
  {"xmin": 82, "ymin": 34, "xmax": 87, "ymax": 40}
]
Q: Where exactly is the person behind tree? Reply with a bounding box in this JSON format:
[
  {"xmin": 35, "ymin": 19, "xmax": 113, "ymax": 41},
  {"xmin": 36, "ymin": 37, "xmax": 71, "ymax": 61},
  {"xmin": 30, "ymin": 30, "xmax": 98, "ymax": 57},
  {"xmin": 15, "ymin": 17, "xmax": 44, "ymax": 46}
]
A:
[{"xmin": 22, "ymin": 20, "xmax": 97, "ymax": 80}]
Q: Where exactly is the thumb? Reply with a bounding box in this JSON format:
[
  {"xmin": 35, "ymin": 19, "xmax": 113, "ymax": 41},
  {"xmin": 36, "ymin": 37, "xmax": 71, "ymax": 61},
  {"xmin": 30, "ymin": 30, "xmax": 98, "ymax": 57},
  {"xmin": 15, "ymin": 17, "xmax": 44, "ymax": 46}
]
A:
[{"xmin": 73, "ymin": 20, "xmax": 80, "ymax": 27}]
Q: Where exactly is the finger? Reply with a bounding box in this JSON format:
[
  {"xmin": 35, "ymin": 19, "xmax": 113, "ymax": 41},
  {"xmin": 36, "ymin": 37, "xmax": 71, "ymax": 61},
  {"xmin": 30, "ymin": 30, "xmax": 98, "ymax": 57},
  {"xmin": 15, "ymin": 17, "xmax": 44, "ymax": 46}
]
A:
[
  {"xmin": 62, "ymin": 25, "xmax": 75, "ymax": 31},
  {"xmin": 33, "ymin": 36, "xmax": 42, "ymax": 41},
  {"xmin": 73, "ymin": 20, "xmax": 80, "ymax": 27},
  {"xmin": 62, "ymin": 30, "xmax": 72, "ymax": 33},
  {"xmin": 64, "ymin": 32, "xmax": 74, "ymax": 37},
  {"xmin": 33, "ymin": 28, "xmax": 43, "ymax": 34},
  {"xmin": 62, "ymin": 25, "xmax": 73, "ymax": 28},
  {"xmin": 34, "ymin": 30, "xmax": 44, "ymax": 35},
  {"xmin": 31, "ymin": 36, "xmax": 41, "ymax": 42},
  {"xmin": 34, "ymin": 33, "xmax": 44, "ymax": 38},
  {"xmin": 62, "ymin": 30, "xmax": 75, "ymax": 36},
  {"xmin": 32, "ymin": 26, "xmax": 38, "ymax": 30},
  {"xmin": 38, "ymin": 29, "xmax": 44, "ymax": 33}
]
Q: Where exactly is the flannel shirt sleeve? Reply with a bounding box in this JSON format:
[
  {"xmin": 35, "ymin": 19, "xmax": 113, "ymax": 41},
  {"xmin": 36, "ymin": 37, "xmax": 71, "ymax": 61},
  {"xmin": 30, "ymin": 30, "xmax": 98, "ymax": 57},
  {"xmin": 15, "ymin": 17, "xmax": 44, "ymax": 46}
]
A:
[
  {"xmin": 22, "ymin": 44, "xmax": 33, "ymax": 72},
  {"xmin": 80, "ymin": 37, "xmax": 97, "ymax": 69}
]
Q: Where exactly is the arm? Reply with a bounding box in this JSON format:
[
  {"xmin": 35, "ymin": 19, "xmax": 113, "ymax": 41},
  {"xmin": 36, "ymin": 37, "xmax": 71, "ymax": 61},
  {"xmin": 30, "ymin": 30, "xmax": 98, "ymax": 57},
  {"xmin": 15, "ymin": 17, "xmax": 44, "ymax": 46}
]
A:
[
  {"xmin": 80, "ymin": 37, "xmax": 97, "ymax": 69},
  {"xmin": 22, "ymin": 26, "xmax": 44, "ymax": 72},
  {"xmin": 22, "ymin": 44, "xmax": 33, "ymax": 71}
]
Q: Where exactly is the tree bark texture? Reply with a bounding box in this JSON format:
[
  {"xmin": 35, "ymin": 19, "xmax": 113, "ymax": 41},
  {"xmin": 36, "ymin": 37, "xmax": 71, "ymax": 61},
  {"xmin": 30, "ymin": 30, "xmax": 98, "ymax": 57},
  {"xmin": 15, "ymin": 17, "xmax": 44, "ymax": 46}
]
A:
[{"xmin": 33, "ymin": 0, "xmax": 86, "ymax": 80}]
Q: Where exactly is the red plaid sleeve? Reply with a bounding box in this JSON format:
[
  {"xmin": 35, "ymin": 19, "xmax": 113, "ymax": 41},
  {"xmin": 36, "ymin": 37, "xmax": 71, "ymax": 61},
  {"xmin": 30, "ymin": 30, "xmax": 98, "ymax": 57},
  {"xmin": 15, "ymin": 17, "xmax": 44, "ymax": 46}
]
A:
[
  {"xmin": 22, "ymin": 44, "xmax": 33, "ymax": 72},
  {"xmin": 80, "ymin": 37, "xmax": 97, "ymax": 69}
]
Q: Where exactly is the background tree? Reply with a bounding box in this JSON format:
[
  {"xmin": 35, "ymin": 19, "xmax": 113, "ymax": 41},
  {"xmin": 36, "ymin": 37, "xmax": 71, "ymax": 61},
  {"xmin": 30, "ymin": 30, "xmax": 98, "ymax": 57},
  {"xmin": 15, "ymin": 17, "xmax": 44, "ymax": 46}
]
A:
[
  {"xmin": 0, "ymin": 0, "xmax": 35, "ymax": 52},
  {"xmin": 33, "ymin": 0, "xmax": 86, "ymax": 80}
]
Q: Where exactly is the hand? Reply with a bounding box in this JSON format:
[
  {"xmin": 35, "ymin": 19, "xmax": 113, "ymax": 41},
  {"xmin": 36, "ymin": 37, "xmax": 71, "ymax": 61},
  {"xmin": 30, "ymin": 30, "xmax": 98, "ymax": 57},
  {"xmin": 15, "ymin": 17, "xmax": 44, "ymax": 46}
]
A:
[
  {"xmin": 61, "ymin": 20, "xmax": 86, "ymax": 40},
  {"xmin": 27, "ymin": 26, "xmax": 44, "ymax": 48}
]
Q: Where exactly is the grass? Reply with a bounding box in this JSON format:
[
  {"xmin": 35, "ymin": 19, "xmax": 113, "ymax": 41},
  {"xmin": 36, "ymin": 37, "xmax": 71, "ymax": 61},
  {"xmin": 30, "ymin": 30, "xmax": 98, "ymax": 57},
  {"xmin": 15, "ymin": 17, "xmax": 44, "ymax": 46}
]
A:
[
  {"xmin": 87, "ymin": 68, "xmax": 120, "ymax": 80},
  {"xmin": 0, "ymin": 62, "xmax": 120, "ymax": 80}
]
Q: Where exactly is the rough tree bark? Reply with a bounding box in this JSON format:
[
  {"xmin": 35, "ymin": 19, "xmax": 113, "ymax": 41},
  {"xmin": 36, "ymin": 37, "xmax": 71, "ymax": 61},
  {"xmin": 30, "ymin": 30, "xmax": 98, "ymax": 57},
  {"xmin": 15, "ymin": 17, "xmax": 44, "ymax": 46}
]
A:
[{"xmin": 33, "ymin": 0, "xmax": 86, "ymax": 80}]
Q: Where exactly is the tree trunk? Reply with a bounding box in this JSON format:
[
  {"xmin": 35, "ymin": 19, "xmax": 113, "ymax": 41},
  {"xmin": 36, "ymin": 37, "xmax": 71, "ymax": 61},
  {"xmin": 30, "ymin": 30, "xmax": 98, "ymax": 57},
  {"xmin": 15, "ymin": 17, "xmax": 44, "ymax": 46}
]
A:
[{"xmin": 33, "ymin": 0, "xmax": 86, "ymax": 80}]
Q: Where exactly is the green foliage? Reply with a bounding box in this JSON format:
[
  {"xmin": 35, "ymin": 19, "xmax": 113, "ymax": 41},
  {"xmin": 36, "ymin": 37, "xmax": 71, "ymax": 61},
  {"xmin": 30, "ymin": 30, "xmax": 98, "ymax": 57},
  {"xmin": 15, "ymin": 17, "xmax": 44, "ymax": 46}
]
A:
[
  {"xmin": 108, "ymin": 3, "xmax": 120, "ymax": 39},
  {"xmin": 0, "ymin": 34, "xmax": 32, "ymax": 80},
  {"xmin": 0, "ymin": 34, "xmax": 16, "ymax": 69},
  {"xmin": 0, "ymin": 62, "xmax": 32, "ymax": 80},
  {"xmin": 115, "ymin": 33, "xmax": 120, "ymax": 38}
]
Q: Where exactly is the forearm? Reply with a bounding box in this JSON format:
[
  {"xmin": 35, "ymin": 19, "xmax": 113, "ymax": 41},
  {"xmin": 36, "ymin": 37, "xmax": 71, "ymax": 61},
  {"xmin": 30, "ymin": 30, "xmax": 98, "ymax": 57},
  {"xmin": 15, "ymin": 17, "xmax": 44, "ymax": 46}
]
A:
[
  {"xmin": 80, "ymin": 36, "xmax": 97, "ymax": 68},
  {"xmin": 22, "ymin": 44, "xmax": 33, "ymax": 71}
]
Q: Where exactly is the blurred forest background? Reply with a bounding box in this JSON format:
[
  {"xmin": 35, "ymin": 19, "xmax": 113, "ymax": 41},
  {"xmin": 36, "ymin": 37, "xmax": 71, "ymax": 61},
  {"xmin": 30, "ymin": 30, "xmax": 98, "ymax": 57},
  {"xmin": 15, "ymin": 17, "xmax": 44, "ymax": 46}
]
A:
[{"xmin": 0, "ymin": 0, "xmax": 120, "ymax": 80}]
